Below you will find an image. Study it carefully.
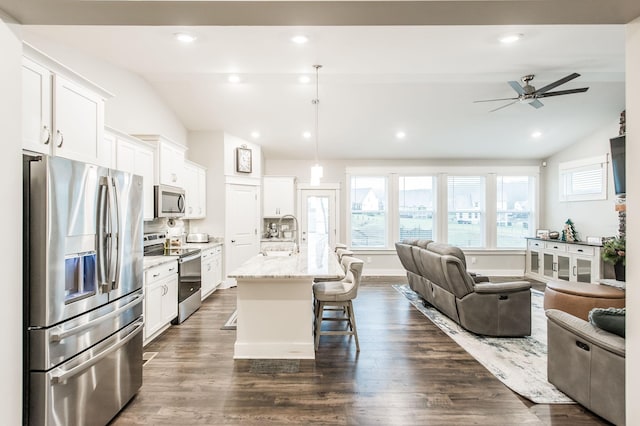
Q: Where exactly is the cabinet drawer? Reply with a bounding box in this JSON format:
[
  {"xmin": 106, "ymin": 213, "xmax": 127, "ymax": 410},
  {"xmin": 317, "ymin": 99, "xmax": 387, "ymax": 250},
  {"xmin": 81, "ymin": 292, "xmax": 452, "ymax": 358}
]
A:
[
  {"xmin": 528, "ymin": 240, "xmax": 544, "ymax": 249},
  {"xmin": 201, "ymin": 248, "xmax": 215, "ymax": 259},
  {"xmin": 568, "ymin": 245, "xmax": 595, "ymax": 256},
  {"xmin": 544, "ymin": 241, "xmax": 566, "ymax": 252},
  {"xmin": 145, "ymin": 261, "xmax": 178, "ymax": 283}
]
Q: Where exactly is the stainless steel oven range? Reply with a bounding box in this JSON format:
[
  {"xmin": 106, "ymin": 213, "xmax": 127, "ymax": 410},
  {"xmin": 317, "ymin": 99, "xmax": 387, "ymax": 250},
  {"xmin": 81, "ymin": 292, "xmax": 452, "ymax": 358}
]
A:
[{"xmin": 143, "ymin": 233, "xmax": 202, "ymax": 323}]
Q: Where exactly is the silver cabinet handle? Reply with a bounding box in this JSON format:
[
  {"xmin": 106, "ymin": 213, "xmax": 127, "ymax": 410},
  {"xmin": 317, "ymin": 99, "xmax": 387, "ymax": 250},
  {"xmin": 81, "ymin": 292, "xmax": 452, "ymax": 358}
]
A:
[
  {"xmin": 50, "ymin": 320, "xmax": 143, "ymax": 384},
  {"xmin": 56, "ymin": 129, "xmax": 64, "ymax": 147},
  {"xmin": 42, "ymin": 125, "xmax": 51, "ymax": 145}
]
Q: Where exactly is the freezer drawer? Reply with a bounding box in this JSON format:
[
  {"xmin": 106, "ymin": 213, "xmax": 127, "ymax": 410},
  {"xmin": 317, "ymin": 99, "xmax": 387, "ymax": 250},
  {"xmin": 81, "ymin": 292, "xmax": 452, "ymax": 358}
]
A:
[
  {"xmin": 29, "ymin": 290, "xmax": 143, "ymax": 371},
  {"xmin": 29, "ymin": 319, "xmax": 143, "ymax": 426}
]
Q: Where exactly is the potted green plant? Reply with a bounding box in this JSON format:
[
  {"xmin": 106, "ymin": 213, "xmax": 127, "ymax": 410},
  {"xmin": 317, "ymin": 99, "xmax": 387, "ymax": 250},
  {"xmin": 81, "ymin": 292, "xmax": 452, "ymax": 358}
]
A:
[{"xmin": 602, "ymin": 236, "xmax": 626, "ymax": 281}]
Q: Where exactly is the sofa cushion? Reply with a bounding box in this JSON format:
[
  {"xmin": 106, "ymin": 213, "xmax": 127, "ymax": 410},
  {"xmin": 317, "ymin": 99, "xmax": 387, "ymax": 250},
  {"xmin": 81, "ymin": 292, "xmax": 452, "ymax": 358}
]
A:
[
  {"xmin": 426, "ymin": 242, "xmax": 467, "ymax": 268},
  {"xmin": 589, "ymin": 307, "xmax": 626, "ymax": 338}
]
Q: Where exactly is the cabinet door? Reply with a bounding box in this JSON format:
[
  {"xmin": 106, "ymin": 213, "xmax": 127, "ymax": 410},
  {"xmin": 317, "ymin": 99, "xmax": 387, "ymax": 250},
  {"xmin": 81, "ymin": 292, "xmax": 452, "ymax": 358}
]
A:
[
  {"xmin": 144, "ymin": 281, "xmax": 164, "ymax": 340},
  {"xmin": 53, "ymin": 75, "xmax": 104, "ymax": 164},
  {"xmin": 557, "ymin": 254, "xmax": 571, "ymax": 281},
  {"xmin": 137, "ymin": 145, "xmax": 156, "ymax": 221},
  {"xmin": 572, "ymin": 257, "xmax": 593, "ymax": 283},
  {"xmin": 201, "ymin": 257, "xmax": 215, "ymax": 299},
  {"xmin": 115, "ymin": 137, "xmax": 137, "ymax": 174},
  {"xmin": 183, "ymin": 163, "xmax": 198, "ymax": 219},
  {"xmin": 263, "ymin": 177, "xmax": 295, "ymax": 217},
  {"xmin": 22, "ymin": 57, "xmax": 52, "ymax": 154},
  {"xmin": 213, "ymin": 251, "xmax": 223, "ymax": 285},
  {"xmin": 159, "ymin": 142, "xmax": 185, "ymax": 187},
  {"xmin": 527, "ymin": 249, "xmax": 541, "ymax": 276},
  {"xmin": 100, "ymin": 131, "xmax": 117, "ymax": 168},
  {"xmin": 197, "ymin": 168, "xmax": 207, "ymax": 218},
  {"xmin": 162, "ymin": 274, "xmax": 179, "ymax": 323}
]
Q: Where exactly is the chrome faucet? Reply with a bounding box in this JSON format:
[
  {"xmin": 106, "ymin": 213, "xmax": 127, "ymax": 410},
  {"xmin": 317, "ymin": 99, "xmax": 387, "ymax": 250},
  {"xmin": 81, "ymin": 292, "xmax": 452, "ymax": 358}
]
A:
[{"xmin": 278, "ymin": 214, "xmax": 300, "ymax": 254}]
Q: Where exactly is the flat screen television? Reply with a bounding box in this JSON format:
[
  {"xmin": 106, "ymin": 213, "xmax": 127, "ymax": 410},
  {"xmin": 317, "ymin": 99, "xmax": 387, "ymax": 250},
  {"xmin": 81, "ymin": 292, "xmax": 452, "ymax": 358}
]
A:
[{"xmin": 609, "ymin": 135, "xmax": 625, "ymax": 195}]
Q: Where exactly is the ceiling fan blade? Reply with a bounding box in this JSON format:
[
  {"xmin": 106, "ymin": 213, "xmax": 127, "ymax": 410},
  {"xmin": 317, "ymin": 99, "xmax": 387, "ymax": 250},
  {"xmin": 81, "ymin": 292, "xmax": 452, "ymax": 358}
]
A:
[
  {"xmin": 529, "ymin": 99, "xmax": 544, "ymax": 109},
  {"xmin": 473, "ymin": 97, "xmax": 518, "ymax": 103},
  {"xmin": 534, "ymin": 73, "xmax": 581, "ymax": 94},
  {"xmin": 489, "ymin": 100, "xmax": 518, "ymax": 112},
  {"xmin": 508, "ymin": 81, "xmax": 525, "ymax": 95},
  {"xmin": 537, "ymin": 87, "xmax": 589, "ymax": 98}
]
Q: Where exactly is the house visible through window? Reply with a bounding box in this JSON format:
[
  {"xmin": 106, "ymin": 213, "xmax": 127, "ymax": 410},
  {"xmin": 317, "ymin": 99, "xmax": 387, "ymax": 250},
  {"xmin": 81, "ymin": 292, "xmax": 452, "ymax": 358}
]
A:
[
  {"xmin": 447, "ymin": 176, "xmax": 484, "ymax": 248},
  {"xmin": 496, "ymin": 176, "xmax": 534, "ymax": 248},
  {"xmin": 399, "ymin": 176, "xmax": 435, "ymax": 241},
  {"xmin": 350, "ymin": 176, "xmax": 387, "ymax": 248}
]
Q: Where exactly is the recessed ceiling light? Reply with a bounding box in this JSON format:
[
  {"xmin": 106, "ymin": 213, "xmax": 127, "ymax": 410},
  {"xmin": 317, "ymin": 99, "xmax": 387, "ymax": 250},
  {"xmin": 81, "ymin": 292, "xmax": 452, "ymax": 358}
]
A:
[
  {"xmin": 531, "ymin": 131, "xmax": 542, "ymax": 139},
  {"xmin": 251, "ymin": 131, "xmax": 260, "ymax": 139},
  {"xmin": 302, "ymin": 131, "xmax": 312, "ymax": 139},
  {"xmin": 299, "ymin": 75, "xmax": 311, "ymax": 84},
  {"xmin": 174, "ymin": 32, "xmax": 197, "ymax": 43},
  {"xmin": 228, "ymin": 75, "xmax": 241, "ymax": 83},
  {"xmin": 396, "ymin": 131, "xmax": 406, "ymax": 140},
  {"xmin": 499, "ymin": 34, "xmax": 523, "ymax": 44},
  {"xmin": 291, "ymin": 35, "xmax": 309, "ymax": 44}
]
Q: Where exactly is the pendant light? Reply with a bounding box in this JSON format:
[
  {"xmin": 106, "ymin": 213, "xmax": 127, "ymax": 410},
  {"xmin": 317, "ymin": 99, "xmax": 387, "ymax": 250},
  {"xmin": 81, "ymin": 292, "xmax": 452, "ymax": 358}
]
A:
[{"xmin": 310, "ymin": 64, "xmax": 323, "ymax": 186}]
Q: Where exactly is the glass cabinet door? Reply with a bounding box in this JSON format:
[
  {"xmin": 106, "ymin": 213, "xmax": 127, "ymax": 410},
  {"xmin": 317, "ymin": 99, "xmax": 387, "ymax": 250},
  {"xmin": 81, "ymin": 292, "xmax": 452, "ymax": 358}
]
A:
[
  {"xmin": 575, "ymin": 258, "xmax": 592, "ymax": 283},
  {"xmin": 530, "ymin": 250, "xmax": 539, "ymax": 275},
  {"xmin": 543, "ymin": 253, "xmax": 554, "ymax": 277},
  {"xmin": 558, "ymin": 254, "xmax": 571, "ymax": 281}
]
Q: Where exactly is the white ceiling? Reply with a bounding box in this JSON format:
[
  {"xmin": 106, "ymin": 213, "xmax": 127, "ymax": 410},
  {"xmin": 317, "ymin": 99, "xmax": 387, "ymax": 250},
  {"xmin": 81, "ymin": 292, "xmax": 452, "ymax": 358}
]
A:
[{"xmin": 22, "ymin": 24, "xmax": 626, "ymax": 160}]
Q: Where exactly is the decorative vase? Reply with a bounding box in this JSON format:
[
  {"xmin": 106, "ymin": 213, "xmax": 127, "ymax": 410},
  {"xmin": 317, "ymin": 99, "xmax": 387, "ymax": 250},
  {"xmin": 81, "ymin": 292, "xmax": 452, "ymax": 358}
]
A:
[{"xmin": 614, "ymin": 262, "xmax": 625, "ymax": 282}]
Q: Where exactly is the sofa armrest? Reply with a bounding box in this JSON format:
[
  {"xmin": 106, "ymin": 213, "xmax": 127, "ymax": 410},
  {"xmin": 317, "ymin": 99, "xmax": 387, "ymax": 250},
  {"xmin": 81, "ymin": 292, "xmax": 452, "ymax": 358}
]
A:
[
  {"xmin": 474, "ymin": 281, "xmax": 531, "ymax": 293},
  {"xmin": 470, "ymin": 273, "xmax": 490, "ymax": 283},
  {"xmin": 546, "ymin": 309, "xmax": 625, "ymax": 357}
]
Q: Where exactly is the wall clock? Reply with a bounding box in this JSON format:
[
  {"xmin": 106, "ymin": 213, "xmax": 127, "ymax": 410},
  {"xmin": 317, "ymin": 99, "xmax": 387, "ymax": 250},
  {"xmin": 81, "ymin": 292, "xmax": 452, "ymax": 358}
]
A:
[{"xmin": 236, "ymin": 147, "xmax": 252, "ymax": 173}]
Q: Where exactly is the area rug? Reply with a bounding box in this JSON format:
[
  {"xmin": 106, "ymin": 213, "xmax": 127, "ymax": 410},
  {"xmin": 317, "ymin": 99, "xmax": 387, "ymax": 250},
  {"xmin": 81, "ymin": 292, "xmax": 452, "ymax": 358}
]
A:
[
  {"xmin": 393, "ymin": 284, "xmax": 574, "ymax": 404},
  {"xmin": 221, "ymin": 309, "xmax": 237, "ymax": 330}
]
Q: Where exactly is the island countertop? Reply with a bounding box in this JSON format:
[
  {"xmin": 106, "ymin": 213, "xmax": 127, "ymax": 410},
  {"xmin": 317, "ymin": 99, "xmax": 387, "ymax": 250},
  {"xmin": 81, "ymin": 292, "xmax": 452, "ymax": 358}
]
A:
[{"xmin": 228, "ymin": 245, "xmax": 344, "ymax": 280}]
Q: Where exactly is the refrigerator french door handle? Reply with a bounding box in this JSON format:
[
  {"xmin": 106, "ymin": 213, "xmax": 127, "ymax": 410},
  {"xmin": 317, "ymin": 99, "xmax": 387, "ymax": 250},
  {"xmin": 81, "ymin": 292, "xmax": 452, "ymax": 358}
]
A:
[
  {"xmin": 110, "ymin": 176, "xmax": 122, "ymax": 289},
  {"xmin": 97, "ymin": 177, "xmax": 110, "ymax": 291},
  {"xmin": 49, "ymin": 293, "xmax": 143, "ymax": 342},
  {"xmin": 106, "ymin": 176, "xmax": 119, "ymax": 288},
  {"xmin": 50, "ymin": 319, "xmax": 143, "ymax": 384}
]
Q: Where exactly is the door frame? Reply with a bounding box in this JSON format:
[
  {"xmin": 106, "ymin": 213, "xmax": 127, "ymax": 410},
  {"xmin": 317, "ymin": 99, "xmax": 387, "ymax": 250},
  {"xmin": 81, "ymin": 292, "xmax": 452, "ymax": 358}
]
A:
[{"xmin": 297, "ymin": 183, "xmax": 341, "ymax": 250}]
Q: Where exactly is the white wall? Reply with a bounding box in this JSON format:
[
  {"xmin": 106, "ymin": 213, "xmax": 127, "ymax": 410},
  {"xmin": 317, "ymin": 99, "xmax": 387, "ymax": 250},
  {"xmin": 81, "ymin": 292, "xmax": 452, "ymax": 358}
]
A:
[
  {"xmin": 542, "ymin": 120, "xmax": 621, "ymax": 239},
  {"xmin": 21, "ymin": 32, "xmax": 188, "ymax": 146},
  {"xmin": 0, "ymin": 13, "xmax": 24, "ymax": 426},
  {"xmin": 265, "ymin": 157, "xmax": 536, "ymax": 275},
  {"xmin": 626, "ymin": 15, "xmax": 639, "ymax": 425}
]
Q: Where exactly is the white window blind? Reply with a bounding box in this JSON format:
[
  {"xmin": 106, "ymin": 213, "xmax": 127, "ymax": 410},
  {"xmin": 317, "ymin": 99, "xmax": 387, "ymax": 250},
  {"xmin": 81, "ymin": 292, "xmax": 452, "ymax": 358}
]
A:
[{"xmin": 559, "ymin": 156, "xmax": 607, "ymax": 202}]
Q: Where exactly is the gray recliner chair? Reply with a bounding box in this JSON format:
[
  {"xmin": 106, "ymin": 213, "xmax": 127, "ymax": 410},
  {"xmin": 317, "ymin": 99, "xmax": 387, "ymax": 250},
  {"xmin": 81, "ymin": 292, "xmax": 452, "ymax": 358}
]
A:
[
  {"xmin": 546, "ymin": 309, "xmax": 625, "ymax": 425},
  {"xmin": 396, "ymin": 240, "xmax": 532, "ymax": 337}
]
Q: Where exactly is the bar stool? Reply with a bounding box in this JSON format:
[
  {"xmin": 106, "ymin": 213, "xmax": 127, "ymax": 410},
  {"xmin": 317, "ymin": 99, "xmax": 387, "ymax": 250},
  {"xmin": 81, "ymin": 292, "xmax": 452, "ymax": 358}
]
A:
[{"xmin": 313, "ymin": 256, "xmax": 364, "ymax": 351}]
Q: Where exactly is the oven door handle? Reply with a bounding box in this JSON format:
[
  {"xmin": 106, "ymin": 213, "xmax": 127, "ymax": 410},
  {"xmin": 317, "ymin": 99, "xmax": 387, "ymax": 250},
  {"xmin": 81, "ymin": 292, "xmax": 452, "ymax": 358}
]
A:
[
  {"xmin": 50, "ymin": 319, "xmax": 143, "ymax": 384},
  {"xmin": 50, "ymin": 294, "xmax": 143, "ymax": 342},
  {"xmin": 179, "ymin": 252, "xmax": 201, "ymax": 263}
]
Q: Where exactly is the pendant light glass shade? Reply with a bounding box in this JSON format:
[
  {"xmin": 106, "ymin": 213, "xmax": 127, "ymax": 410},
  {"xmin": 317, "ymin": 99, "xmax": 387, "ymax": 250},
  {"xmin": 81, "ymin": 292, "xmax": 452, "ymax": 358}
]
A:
[{"xmin": 310, "ymin": 64, "xmax": 323, "ymax": 186}]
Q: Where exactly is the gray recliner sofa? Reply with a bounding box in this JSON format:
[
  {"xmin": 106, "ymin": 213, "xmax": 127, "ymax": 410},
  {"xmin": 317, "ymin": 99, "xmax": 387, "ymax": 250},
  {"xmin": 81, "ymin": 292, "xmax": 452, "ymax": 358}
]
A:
[
  {"xmin": 395, "ymin": 239, "xmax": 532, "ymax": 337},
  {"xmin": 546, "ymin": 309, "xmax": 625, "ymax": 425}
]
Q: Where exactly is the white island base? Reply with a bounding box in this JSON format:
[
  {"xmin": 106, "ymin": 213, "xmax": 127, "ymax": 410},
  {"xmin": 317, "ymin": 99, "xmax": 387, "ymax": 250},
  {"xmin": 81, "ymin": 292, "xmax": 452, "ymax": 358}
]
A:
[{"xmin": 234, "ymin": 277, "xmax": 316, "ymax": 359}]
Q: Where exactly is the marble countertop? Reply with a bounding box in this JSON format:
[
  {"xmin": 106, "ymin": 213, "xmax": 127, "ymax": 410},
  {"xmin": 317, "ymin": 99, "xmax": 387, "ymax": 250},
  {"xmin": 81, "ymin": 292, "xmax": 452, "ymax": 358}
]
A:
[
  {"xmin": 183, "ymin": 241, "xmax": 224, "ymax": 250},
  {"xmin": 143, "ymin": 256, "xmax": 178, "ymax": 270},
  {"xmin": 228, "ymin": 244, "xmax": 344, "ymax": 279}
]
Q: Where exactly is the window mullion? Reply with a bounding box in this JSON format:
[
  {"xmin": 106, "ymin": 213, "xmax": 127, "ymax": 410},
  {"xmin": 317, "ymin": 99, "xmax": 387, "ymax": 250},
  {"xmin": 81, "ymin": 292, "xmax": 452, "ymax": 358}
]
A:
[{"xmin": 485, "ymin": 173, "xmax": 497, "ymax": 249}]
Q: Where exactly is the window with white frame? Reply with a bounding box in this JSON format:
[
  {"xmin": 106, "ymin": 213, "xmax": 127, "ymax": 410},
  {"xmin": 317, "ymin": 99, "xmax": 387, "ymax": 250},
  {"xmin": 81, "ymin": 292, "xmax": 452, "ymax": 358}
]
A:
[
  {"xmin": 496, "ymin": 176, "xmax": 535, "ymax": 248},
  {"xmin": 447, "ymin": 176, "xmax": 485, "ymax": 248},
  {"xmin": 559, "ymin": 156, "xmax": 607, "ymax": 202},
  {"xmin": 350, "ymin": 176, "xmax": 387, "ymax": 248},
  {"xmin": 398, "ymin": 176, "xmax": 435, "ymax": 241}
]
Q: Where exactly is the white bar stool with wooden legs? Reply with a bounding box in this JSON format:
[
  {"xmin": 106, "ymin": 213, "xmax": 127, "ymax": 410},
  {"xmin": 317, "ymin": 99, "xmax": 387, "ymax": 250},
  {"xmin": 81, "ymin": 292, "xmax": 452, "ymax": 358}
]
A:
[{"xmin": 313, "ymin": 256, "xmax": 364, "ymax": 352}]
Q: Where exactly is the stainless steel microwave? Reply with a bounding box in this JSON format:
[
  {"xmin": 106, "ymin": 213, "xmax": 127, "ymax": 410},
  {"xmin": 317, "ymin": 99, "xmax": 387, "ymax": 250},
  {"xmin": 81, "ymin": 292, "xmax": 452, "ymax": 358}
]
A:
[{"xmin": 154, "ymin": 184, "xmax": 185, "ymax": 218}]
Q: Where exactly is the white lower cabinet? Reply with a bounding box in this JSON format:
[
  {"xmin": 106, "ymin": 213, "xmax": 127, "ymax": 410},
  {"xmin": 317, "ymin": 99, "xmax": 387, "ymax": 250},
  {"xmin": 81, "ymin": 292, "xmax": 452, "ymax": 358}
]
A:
[
  {"xmin": 144, "ymin": 260, "xmax": 178, "ymax": 346},
  {"xmin": 525, "ymin": 238, "xmax": 602, "ymax": 283},
  {"xmin": 201, "ymin": 245, "xmax": 223, "ymax": 300}
]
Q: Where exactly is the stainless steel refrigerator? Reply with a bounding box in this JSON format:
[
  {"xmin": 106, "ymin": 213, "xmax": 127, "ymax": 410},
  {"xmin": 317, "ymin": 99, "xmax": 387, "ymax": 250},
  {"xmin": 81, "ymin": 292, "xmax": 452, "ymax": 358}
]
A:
[{"xmin": 23, "ymin": 154, "xmax": 144, "ymax": 426}]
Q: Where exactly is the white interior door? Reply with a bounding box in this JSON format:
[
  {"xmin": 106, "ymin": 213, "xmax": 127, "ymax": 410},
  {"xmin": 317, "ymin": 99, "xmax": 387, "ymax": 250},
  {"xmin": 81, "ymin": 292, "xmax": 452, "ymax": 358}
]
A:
[
  {"xmin": 225, "ymin": 184, "xmax": 259, "ymax": 283},
  {"xmin": 299, "ymin": 189, "xmax": 337, "ymax": 251}
]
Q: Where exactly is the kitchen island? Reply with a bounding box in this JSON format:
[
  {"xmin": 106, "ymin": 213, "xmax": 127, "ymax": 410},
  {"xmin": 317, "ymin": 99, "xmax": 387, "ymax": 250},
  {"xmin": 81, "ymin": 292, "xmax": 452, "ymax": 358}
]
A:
[{"xmin": 228, "ymin": 244, "xmax": 344, "ymax": 359}]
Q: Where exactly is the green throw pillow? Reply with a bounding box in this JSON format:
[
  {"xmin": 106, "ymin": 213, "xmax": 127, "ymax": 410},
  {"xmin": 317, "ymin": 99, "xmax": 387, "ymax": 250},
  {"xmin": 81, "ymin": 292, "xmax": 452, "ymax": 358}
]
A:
[{"xmin": 588, "ymin": 307, "xmax": 626, "ymax": 338}]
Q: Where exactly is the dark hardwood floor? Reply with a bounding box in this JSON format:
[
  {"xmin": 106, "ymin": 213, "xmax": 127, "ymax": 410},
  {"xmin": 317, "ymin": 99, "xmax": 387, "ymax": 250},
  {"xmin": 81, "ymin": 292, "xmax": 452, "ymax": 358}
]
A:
[{"xmin": 111, "ymin": 278, "xmax": 607, "ymax": 425}]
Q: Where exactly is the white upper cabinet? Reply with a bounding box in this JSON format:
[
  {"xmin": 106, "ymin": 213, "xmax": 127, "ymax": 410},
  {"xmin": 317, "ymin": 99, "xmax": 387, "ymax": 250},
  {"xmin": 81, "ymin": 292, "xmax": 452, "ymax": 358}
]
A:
[
  {"xmin": 134, "ymin": 135, "xmax": 186, "ymax": 188},
  {"xmin": 110, "ymin": 129, "xmax": 156, "ymax": 221},
  {"xmin": 183, "ymin": 160, "xmax": 207, "ymax": 219},
  {"xmin": 22, "ymin": 44, "xmax": 111, "ymax": 165},
  {"xmin": 263, "ymin": 176, "xmax": 296, "ymax": 217}
]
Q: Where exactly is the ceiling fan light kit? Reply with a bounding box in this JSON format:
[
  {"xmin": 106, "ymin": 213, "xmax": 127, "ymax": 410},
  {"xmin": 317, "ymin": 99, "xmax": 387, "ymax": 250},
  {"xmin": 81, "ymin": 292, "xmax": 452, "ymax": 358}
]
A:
[{"xmin": 474, "ymin": 73, "xmax": 589, "ymax": 112}]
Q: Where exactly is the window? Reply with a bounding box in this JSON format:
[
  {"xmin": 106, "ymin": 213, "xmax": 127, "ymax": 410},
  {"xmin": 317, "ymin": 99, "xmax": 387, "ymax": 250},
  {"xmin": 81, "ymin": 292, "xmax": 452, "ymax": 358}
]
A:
[
  {"xmin": 496, "ymin": 176, "xmax": 534, "ymax": 248},
  {"xmin": 559, "ymin": 156, "xmax": 607, "ymax": 201},
  {"xmin": 447, "ymin": 176, "xmax": 485, "ymax": 247},
  {"xmin": 399, "ymin": 176, "xmax": 435, "ymax": 241},
  {"xmin": 350, "ymin": 176, "xmax": 387, "ymax": 248}
]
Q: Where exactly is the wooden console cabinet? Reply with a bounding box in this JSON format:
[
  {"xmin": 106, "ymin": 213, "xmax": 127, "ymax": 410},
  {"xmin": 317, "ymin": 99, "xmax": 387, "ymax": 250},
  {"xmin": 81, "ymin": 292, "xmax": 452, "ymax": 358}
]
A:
[{"xmin": 525, "ymin": 238, "xmax": 603, "ymax": 283}]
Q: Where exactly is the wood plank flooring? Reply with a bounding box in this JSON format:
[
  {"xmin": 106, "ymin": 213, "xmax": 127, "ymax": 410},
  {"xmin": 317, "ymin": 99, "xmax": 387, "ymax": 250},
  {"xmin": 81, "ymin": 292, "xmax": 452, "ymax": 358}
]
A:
[{"xmin": 110, "ymin": 278, "xmax": 608, "ymax": 425}]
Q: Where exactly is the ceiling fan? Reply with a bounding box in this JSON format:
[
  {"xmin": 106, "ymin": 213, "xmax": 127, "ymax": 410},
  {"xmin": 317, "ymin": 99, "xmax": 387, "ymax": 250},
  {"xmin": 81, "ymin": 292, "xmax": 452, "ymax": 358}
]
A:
[{"xmin": 474, "ymin": 73, "xmax": 589, "ymax": 112}]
